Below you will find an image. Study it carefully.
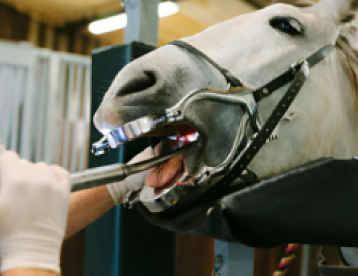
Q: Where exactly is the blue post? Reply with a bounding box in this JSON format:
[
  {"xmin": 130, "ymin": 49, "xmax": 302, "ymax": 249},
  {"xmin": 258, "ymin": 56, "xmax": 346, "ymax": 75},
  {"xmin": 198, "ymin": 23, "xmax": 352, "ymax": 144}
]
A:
[{"xmin": 85, "ymin": 43, "xmax": 176, "ymax": 276}]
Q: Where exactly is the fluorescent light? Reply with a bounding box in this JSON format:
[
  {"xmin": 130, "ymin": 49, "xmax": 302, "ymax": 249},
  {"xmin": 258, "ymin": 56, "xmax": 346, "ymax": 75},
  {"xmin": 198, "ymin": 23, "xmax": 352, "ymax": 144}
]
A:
[
  {"xmin": 89, "ymin": 1, "xmax": 179, "ymax": 35},
  {"xmin": 89, "ymin": 14, "xmax": 127, "ymax": 35},
  {"xmin": 158, "ymin": 1, "xmax": 179, "ymax": 17}
]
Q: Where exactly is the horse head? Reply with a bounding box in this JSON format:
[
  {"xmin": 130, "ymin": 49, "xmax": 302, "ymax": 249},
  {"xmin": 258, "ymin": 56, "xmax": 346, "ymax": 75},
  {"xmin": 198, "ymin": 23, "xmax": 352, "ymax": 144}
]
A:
[{"xmin": 94, "ymin": 0, "xmax": 358, "ymax": 200}]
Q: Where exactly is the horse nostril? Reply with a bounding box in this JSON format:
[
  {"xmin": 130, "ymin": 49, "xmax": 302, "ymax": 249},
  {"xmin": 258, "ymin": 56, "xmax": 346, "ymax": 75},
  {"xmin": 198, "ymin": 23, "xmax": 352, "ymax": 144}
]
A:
[{"xmin": 117, "ymin": 70, "xmax": 157, "ymax": 95}]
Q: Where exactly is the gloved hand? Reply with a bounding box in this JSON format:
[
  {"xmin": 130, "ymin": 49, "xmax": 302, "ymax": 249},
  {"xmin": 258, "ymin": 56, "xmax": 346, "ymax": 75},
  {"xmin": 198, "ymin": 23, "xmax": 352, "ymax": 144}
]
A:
[
  {"xmin": 0, "ymin": 151, "xmax": 70, "ymax": 274},
  {"xmin": 107, "ymin": 147, "xmax": 156, "ymax": 205}
]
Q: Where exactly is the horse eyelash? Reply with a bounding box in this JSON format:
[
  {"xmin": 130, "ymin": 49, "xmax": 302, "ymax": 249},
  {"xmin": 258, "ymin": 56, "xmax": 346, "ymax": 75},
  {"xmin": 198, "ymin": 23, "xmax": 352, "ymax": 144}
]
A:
[
  {"xmin": 270, "ymin": 16, "xmax": 305, "ymax": 36},
  {"xmin": 288, "ymin": 19, "xmax": 303, "ymax": 34}
]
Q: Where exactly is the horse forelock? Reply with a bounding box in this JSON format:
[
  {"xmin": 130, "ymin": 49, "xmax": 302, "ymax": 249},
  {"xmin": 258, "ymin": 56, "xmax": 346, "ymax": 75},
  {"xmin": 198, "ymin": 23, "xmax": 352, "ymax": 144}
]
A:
[{"xmin": 271, "ymin": 0, "xmax": 358, "ymax": 128}]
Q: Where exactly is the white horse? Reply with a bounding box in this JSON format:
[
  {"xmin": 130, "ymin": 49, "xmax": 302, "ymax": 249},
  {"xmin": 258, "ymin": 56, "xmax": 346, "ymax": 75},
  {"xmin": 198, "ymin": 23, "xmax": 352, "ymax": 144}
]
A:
[{"xmin": 94, "ymin": 0, "xmax": 358, "ymax": 199}]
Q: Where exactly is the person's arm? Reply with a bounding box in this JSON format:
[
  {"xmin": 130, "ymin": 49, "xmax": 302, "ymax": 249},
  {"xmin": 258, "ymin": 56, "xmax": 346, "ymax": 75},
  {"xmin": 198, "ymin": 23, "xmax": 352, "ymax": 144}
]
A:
[
  {"xmin": 66, "ymin": 186, "xmax": 114, "ymax": 239},
  {"xmin": 65, "ymin": 147, "xmax": 155, "ymax": 239}
]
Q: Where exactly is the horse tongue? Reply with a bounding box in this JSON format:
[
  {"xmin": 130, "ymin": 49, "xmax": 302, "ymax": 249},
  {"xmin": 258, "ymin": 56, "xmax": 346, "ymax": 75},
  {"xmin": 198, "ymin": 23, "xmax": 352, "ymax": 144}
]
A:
[{"xmin": 145, "ymin": 152, "xmax": 185, "ymax": 188}]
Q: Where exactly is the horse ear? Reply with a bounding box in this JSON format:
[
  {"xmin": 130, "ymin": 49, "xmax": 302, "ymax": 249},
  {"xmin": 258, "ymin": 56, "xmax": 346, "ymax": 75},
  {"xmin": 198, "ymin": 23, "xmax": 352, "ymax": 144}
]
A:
[{"xmin": 313, "ymin": 0, "xmax": 358, "ymax": 25}]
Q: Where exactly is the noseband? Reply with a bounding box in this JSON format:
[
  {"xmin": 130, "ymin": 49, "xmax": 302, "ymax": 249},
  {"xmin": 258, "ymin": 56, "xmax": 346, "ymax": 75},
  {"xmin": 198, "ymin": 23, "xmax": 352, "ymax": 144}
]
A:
[
  {"xmin": 168, "ymin": 40, "xmax": 333, "ymax": 101},
  {"xmin": 93, "ymin": 40, "xmax": 334, "ymax": 214}
]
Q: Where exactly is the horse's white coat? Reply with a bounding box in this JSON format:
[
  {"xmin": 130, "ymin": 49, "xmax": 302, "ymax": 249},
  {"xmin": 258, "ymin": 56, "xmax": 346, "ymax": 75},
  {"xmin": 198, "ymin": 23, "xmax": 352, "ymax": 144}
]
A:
[{"xmin": 95, "ymin": 0, "xmax": 358, "ymax": 182}]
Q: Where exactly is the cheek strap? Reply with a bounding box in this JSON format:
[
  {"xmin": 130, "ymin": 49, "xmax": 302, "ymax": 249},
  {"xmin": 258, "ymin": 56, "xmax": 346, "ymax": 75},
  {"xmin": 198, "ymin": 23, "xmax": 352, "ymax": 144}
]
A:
[{"xmin": 168, "ymin": 40, "xmax": 243, "ymax": 87}]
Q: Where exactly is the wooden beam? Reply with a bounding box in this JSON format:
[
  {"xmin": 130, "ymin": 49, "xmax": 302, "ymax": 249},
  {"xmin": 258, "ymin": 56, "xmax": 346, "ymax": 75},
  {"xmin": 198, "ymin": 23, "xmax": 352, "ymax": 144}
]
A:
[
  {"xmin": 12, "ymin": 10, "xmax": 29, "ymax": 41},
  {"xmin": 73, "ymin": 33, "xmax": 84, "ymax": 54},
  {"xmin": 28, "ymin": 17, "xmax": 40, "ymax": 46},
  {"xmin": 44, "ymin": 25, "xmax": 55, "ymax": 49},
  {"xmin": 0, "ymin": 0, "xmax": 122, "ymax": 26},
  {"xmin": 0, "ymin": 3, "xmax": 14, "ymax": 40},
  {"xmin": 176, "ymin": 234, "xmax": 214, "ymax": 276},
  {"xmin": 57, "ymin": 31, "xmax": 69, "ymax": 52}
]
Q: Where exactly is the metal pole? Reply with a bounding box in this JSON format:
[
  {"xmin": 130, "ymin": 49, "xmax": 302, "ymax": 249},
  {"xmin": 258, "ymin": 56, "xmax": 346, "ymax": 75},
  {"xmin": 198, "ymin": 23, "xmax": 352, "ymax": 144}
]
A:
[
  {"xmin": 300, "ymin": 245, "xmax": 311, "ymax": 276},
  {"xmin": 123, "ymin": 0, "xmax": 160, "ymax": 46}
]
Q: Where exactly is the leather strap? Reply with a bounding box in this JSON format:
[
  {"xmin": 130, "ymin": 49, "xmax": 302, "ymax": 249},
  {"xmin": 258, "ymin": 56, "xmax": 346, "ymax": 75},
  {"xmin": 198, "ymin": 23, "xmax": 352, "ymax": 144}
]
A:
[
  {"xmin": 153, "ymin": 62, "xmax": 310, "ymax": 219},
  {"xmin": 253, "ymin": 45, "xmax": 334, "ymax": 102},
  {"xmin": 168, "ymin": 40, "xmax": 243, "ymax": 87},
  {"xmin": 198, "ymin": 44, "xmax": 333, "ymax": 210},
  {"xmin": 168, "ymin": 40, "xmax": 334, "ymax": 103},
  {"xmin": 206, "ymin": 61, "xmax": 310, "ymax": 201},
  {"xmin": 154, "ymin": 41, "xmax": 334, "ymax": 217}
]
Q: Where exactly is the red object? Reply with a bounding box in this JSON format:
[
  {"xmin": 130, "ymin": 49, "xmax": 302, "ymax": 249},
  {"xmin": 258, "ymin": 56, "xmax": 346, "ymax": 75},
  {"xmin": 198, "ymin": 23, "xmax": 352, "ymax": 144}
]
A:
[{"xmin": 273, "ymin": 244, "xmax": 301, "ymax": 276}]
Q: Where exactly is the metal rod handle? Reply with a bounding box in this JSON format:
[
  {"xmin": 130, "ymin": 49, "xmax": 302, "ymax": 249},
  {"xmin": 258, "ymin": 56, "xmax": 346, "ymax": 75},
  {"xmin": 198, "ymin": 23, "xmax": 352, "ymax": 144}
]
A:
[
  {"xmin": 70, "ymin": 145, "xmax": 190, "ymax": 192},
  {"xmin": 70, "ymin": 163, "xmax": 129, "ymax": 192}
]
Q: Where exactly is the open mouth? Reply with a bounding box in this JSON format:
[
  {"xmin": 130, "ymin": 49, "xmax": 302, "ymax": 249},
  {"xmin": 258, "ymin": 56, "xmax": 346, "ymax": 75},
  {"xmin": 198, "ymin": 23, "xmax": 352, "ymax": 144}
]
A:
[{"xmin": 142, "ymin": 123, "xmax": 199, "ymax": 194}]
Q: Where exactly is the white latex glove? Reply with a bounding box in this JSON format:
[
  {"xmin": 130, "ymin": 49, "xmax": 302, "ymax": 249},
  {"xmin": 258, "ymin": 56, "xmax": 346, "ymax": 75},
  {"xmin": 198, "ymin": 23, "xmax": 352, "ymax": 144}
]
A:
[
  {"xmin": 0, "ymin": 151, "xmax": 70, "ymax": 274},
  {"xmin": 107, "ymin": 147, "xmax": 156, "ymax": 205}
]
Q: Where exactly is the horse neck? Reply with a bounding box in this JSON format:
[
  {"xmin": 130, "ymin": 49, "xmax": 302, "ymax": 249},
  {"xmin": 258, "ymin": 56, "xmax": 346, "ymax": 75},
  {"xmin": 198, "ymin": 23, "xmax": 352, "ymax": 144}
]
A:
[{"xmin": 327, "ymin": 49, "xmax": 358, "ymax": 157}]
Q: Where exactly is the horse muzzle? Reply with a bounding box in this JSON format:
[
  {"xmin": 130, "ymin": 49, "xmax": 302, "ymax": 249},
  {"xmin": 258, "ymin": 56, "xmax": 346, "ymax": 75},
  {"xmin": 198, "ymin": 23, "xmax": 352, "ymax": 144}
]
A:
[
  {"xmin": 72, "ymin": 41, "xmax": 333, "ymax": 216},
  {"xmin": 87, "ymin": 86, "xmax": 260, "ymax": 213}
]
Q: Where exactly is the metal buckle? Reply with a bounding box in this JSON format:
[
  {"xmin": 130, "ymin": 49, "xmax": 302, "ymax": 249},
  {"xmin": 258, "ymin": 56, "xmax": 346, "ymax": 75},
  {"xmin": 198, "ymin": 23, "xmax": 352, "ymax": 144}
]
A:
[{"xmin": 290, "ymin": 58, "xmax": 306, "ymax": 76}]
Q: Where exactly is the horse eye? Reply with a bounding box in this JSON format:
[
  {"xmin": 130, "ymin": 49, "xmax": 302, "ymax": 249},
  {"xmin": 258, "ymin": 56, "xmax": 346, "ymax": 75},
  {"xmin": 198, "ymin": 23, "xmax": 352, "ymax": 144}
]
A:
[{"xmin": 270, "ymin": 17, "xmax": 303, "ymax": 36}]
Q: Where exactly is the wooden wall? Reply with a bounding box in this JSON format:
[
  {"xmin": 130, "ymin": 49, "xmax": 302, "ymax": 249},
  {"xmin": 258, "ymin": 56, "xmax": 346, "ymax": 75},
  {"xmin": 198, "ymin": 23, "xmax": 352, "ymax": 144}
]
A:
[
  {"xmin": 0, "ymin": 1, "xmax": 102, "ymax": 55},
  {"xmin": 0, "ymin": 2, "xmax": 28, "ymax": 42},
  {"xmin": 176, "ymin": 238, "xmax": 305, "ymax": 276}
]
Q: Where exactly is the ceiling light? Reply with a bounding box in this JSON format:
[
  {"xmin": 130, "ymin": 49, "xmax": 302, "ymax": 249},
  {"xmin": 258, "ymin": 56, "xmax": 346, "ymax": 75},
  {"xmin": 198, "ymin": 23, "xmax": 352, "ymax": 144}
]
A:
[
  {"xmin": 89, "ymin": 14, "xmax": 127, "ymax": 35},
  {"xmin": 89, "ymin": 1, "xmax": 179, "ymax": 35},
  {"xmin": 158, "ymin": 1, "xmax": 179, "ymax": 18}
]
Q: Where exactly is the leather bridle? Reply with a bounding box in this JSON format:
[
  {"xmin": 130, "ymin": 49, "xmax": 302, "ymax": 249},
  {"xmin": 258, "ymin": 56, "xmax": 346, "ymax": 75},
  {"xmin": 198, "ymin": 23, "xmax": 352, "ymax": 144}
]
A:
[
  {"xmin": 92, "ymin": 39, "xmax": 335, "ymax": 214},
  {"xmin": 146, "ymin": 40, "xmax": 336, "ymax": 214}
]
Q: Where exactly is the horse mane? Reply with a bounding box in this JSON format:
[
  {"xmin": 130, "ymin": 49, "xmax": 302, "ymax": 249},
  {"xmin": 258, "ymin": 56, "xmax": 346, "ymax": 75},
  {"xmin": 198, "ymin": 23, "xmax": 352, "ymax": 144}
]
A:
[{"xmin": 271, "ymin": 0, "xmax": 358, "ymax": 125}]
